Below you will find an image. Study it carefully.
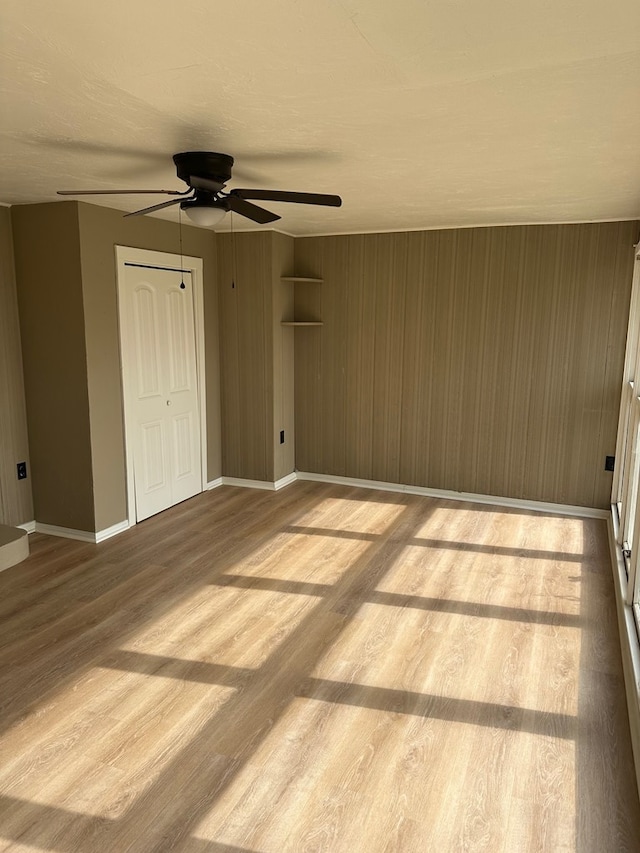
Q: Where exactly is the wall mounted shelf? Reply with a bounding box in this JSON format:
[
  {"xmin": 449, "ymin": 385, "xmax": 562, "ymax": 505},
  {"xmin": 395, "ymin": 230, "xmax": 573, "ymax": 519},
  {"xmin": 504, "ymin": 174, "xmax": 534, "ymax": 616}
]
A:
[{"xmin": 281, "ymin": 275, "xmax": 323, "ymax": 325}]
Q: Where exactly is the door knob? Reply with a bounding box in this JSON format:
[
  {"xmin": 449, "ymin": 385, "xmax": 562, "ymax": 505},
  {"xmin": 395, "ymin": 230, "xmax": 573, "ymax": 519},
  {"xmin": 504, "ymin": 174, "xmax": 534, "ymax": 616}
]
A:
[{"xmin": 166, "ymin": 400, "xmax": 172, "ymax": 406}]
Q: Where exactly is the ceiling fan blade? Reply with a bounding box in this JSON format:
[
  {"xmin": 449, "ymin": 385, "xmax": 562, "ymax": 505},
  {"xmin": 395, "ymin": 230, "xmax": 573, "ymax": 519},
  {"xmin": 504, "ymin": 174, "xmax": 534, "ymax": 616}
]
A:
[
  {"xmin": 189, "ymin": 175, "xmax": 226, "ymax": 194},
  {"xmin": 57, "ymin": 188, "xmax": 191, "ymax": 196},
  {"xmin": 226, "ymin": 195, "xmax": 281, "ymax": 224},
  {"xmin": 231, "ymin": 189, "xmax": 342, "ymax": 207},
  {"xmin": 124, "ymin": 197, "xmax": 187, "ymax": 217}
]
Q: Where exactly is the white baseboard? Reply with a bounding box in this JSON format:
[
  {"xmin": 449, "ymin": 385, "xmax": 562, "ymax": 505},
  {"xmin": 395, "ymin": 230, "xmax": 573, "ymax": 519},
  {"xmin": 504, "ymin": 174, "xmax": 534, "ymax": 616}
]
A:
[
  {"xmin": 33, "ymin": 519, "xmax": 130, "ymax": 544},
  {"xmin": 274, "ymin": 472, "xmax": 297, "ymax": 491},
  {"xmin": 220, "ymin": 477, "xmax": 279, "ymax": 491},
  {"xmin": 295, "ymin": 471, "xmax": 607, "ymax": 519},
  {"xmin": 95, "ymin": 520, "xmax": 131, "ymax": 543},
  {"xmin": 34, "ymin": 523, "xmax": 97, "ymax": 543},
  {"xmin": 30, "ymin": 473, "xmax": 603, "ymax": 545},
  {"xmin": 217, "ymin": 473, "xmax": 297, "ymax": 492},
  {"xmin": 211, "ymin": 469, "xmax": 606, "ymax": 517},
  {"xmin": 608, "ymin": 511, "xmax": 640, "ymax": 797}
]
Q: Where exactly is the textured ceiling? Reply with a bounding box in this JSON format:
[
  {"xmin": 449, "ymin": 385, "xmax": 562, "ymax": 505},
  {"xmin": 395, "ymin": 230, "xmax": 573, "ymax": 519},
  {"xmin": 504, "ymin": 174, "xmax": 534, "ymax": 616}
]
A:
[{"xmin": 1, "ymin": 0, "xmax": 639, "ymax": 235}]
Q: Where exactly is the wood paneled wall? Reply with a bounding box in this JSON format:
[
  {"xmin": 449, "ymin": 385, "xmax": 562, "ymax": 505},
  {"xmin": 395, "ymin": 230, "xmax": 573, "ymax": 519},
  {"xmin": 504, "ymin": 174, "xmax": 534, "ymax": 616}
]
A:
[
  {"xmin": 218, "ymin": 232, "xmax": 274, "ymax": 481},
  {"xmin": 271, "ymin": 233, "xmax": 295, "ymax": 482},
  {"xmin": 294, "ymin": 222, "xmax": 637, "ymax": 509},
  {"xmin": 217, "ymin": 231, "xmax": 296, "ymax": 483},
  {"xmin": 0, "ymin": 208, "xmax": 33, "ymax": 526}
]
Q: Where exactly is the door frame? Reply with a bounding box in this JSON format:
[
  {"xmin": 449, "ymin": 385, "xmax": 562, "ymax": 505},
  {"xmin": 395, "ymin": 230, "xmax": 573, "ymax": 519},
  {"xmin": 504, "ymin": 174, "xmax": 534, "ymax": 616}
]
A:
[{"xmin": 115, "ymin": 245, "xmax": 207, "ymax": 527}]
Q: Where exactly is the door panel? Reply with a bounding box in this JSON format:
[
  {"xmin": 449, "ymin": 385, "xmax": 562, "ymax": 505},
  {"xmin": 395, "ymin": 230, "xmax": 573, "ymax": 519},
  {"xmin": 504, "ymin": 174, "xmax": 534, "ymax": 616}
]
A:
[
  {"xmin": 122, "ymin": 265, "xmax": 202, "ymax": 521},
  {"xmin": 167, "ymin": 289, "xmax": 192, "ymax": 392},
  {"xmin": 140, "ymin": 420, "xmax": 167, "ymax": 490},
  {"xmin": 133, "ymin": 285, "xmax": 162, "ymax": 397},
  {"xmin": 173, "ymin": 412, "xmax": 194, "ymax": 478}
]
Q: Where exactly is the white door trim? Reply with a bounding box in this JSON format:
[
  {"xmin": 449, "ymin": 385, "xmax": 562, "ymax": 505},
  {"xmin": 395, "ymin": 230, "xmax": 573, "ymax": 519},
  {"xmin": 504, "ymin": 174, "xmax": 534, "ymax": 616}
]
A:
[{"xmin": 115, "ymin": 245, "xmax": 207, "ymax": 527}]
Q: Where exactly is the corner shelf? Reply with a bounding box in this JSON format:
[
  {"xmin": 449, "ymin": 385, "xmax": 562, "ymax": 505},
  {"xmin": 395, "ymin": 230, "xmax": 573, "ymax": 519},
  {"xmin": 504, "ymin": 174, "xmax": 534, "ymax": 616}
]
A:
[{"xmin": 281, "ymin": 275, "xmax": 323, "ymax": 326}]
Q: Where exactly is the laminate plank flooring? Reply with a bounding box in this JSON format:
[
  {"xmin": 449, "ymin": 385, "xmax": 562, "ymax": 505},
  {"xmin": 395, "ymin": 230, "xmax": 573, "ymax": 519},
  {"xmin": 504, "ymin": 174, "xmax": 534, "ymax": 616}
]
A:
[{"xmin": 0, "ymin": 482, "xmax": 638, "ymax": 852}]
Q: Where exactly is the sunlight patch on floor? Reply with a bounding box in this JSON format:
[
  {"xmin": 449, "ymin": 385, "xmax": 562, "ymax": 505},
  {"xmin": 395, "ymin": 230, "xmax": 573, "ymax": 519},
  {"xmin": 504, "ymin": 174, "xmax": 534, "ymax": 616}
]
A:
[
  {"xmin": 191, "ymin": 693, "xmax": 577, "ymax": 853},
  {"xmin": 290, "ymin": 496, "xmax": 407, "ymax": 535}
]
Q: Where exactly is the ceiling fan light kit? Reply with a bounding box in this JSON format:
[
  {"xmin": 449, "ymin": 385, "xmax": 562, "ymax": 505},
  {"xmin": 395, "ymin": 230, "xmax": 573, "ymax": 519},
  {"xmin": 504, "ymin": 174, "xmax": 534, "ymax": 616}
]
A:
[
  {"xmin": 182, "ymin": 203, "xmax": 227, "ymax": 228},
  {"xmin": 57, "ymin": 151, "xmax": 342, "ymax": 228}
]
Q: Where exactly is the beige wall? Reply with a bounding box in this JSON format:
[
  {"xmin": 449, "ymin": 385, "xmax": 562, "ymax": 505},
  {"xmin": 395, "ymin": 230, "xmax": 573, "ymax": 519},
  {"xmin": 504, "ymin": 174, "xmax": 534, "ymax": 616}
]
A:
[
  {"xmin": 77, "ymin": 202, "xmax": 221, "ymax": 530},
  {"xmin": 12, "ymin": 203, "xmax": 95, "ymax": 530},
  {"xmin": 294, "ymin": 222, "xmax": 638, "ymax": 509},
  {"xmin": 0, "ymin": 207, "xmax": 33, "ymax": 526},
  {"xmin": 11, "ymin": 201, "xmax": 220, "ymax": 534}
]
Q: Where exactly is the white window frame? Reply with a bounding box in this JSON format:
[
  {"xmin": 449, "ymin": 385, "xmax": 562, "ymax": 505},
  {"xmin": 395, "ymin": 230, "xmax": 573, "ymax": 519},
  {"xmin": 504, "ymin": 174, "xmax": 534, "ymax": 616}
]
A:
[{"xmin": 610, "ymin": 248, "xmax": 640, "ymax": 795}]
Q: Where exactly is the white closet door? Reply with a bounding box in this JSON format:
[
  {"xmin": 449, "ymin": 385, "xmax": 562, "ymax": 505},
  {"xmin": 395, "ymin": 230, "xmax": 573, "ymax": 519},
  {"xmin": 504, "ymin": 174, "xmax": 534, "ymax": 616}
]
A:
[{"xmin": 122, "ymin": 264, "xmax": 201, "ymax": 521}]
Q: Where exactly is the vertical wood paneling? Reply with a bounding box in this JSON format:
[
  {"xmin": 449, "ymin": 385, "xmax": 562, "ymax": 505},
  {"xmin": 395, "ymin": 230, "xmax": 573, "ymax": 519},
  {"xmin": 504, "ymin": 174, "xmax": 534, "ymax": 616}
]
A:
[
  {"xmin": 217, "ymin": 232, "xmax": 273, "ymax": 481},
  {"xmin": 345, "ymin": 235, "xmax": 375, "ymax": 478},
  {"xmin": 0, "ymin": 208, "xmax": 33, "ymax": 526},
  {"xmin": 501, "ymin": 228, "xmax": 531, "ymax": 499},
  {"xmin": 371, "ymin": 233, "xmax": 407, "ymax": 484},
  {"xmin": 293, "ymin": 240, "xmax": 324, "ymax": 474},
  {"xmin": 294, "ymin": 221, "xmax": 637, "ymax": 509},
  {"xmin": 217, "ymin": 230, "xmax": 295, "ymax": 484},
  {"xmin": 272, "ymin": 233, "xmax": 295, "ymax": 482},
  {"xmin": 321, "ymin": 237, "xmax": 349, "ymax": 476},
  {"xmin": 399, "ymin": 232, "xmax": 428, "ymax": 486}
]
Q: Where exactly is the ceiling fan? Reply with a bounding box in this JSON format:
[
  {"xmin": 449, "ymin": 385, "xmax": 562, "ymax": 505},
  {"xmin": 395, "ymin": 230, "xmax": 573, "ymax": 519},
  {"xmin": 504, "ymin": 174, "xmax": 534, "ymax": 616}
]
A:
[{"xmin": 57, "ymin": 151, "xmax": 342, "ymax": 226}]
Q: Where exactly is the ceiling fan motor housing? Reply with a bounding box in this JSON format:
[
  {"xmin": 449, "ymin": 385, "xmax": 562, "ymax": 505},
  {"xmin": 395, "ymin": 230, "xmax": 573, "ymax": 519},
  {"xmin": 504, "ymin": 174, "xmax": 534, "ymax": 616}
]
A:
[{"xmin": 173, "ymin": 151, "xmax": 234, "ymax": 187}]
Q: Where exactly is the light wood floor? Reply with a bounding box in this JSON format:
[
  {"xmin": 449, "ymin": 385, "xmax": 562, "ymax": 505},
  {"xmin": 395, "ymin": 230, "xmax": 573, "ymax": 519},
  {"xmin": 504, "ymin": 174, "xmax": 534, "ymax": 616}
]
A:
[{"xmin": 1, "ymin": 482, "xmax": 639, "ymax": 852}]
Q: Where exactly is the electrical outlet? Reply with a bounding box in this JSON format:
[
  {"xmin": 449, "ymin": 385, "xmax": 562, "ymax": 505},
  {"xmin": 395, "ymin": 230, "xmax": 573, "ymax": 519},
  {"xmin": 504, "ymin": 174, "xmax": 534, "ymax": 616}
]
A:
[
  {"xmin": 16, "ymin": 461, "xmax": 27, "ymax": 480},
  {"xmin": 280, "ymin": 430, "xmax": 285, "ymax": 444},
  {"xmin": 605, "ymin": 455, "xmax": 615, "ymax": 472}
]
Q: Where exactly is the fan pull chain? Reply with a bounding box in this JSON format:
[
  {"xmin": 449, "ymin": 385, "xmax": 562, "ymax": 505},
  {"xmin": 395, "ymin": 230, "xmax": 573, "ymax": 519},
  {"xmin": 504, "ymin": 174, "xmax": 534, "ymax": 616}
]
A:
[
  {"xmin": 231, "ymin": 212, "xmax": 237, "ymax": 290},
  {"xmin": 178, "ymin": 206, "xmax": 186, "ymax": 289}
]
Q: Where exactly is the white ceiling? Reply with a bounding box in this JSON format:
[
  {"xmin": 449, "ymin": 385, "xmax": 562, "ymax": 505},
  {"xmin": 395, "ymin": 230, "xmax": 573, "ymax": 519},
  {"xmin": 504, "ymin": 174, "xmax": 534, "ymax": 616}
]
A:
[{"xmin": 1, "ymin": 0, "xmax": 639, "ymax": 236}]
